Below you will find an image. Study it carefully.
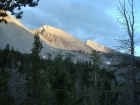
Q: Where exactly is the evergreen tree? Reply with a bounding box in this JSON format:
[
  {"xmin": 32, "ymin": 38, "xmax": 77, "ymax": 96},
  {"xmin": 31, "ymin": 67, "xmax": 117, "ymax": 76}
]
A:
[
  {"xmin": 8, "ymin": 68, "xmax": 27, "ymax": 105},
  {"xmin": 0, "ymin": 44, "xmax": 10, "ymax": 68},
  {"xmin": 25, "ymin": 32, "xmax": 46, "ymax": 104},
  {"xmin": 0, "ymin": 49, "xmax": 2, "ymax": 67},
  {"xmin": 46, "ymin": 51, "xmax": 75, "ymax": 105},
  {"xmin": 31, "ymin": 32, "xmax": 43, "ymax": 60},
  {"xmin": 90, "ymin": 50, "xmax": 102, "ymax": 104},
  {"xmin": 18, "ymin": 55, "xmax": 24, "ymax": 73},
  {"xmin": 87, "ymin": 50, "xmax": 109, "ymax": 105},
  {"xmin": 10, "ymin": 46, "xmax": 14, "ymax": 52},
  {"xmin": 5, "ymin": 44, "xmax": 10, "ymax": 53},
  {"xmin": 0, "ymin": 68, "xmax": 14, "ymax": 105}
]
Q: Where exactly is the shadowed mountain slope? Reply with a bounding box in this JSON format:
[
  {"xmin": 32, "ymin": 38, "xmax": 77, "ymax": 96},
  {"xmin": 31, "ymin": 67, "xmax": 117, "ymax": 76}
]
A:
[{"xmin": 0, "ymin": 15, "xmax": 53, "ymax": 55}]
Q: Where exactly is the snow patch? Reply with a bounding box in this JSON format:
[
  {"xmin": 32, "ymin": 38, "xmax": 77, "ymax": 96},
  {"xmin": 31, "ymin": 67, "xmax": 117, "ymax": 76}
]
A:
[
  {"xmin": 42, "ymin": 56, "xmax": 46, "ymax": 59},
  {"xmin": 105, "ymin": 61, "xmax": 111, "ymax": 65},
  {"xmin": 51, "ymin": 48, "xmax": 55, "ymax": 50}
]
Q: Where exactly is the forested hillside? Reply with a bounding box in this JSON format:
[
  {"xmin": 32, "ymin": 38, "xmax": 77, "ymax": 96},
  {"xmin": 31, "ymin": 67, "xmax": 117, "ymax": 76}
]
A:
[{"xmin": 0, "ymin": 33, "xmax": 140, "ymax": 105}]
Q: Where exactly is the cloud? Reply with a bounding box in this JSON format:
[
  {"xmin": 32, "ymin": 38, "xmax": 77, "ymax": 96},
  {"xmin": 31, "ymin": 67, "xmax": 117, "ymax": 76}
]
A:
[{"xmin": 20, "ymin": 0, "xmax": 140, "ymax": 51}]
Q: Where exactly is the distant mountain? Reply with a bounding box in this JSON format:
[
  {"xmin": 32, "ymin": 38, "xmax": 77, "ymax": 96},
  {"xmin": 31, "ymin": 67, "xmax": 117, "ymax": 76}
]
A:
[
  {"xmin": 0, "ymin": 14, "xmax": 57, "ymax": 56},
  {"xmin": 0, "ymin": 14, "xmax": 92, "ymax": 62},
  {"xmin": 32, "ymin": 25, "xmax": 93, "ymax": 54},
  {"xmin": 0, "ymin": 14, "xmax": 116, "ymax": 62},
  {"xmin": 86, "ymin": 40, "xmax": 115, "ymax": 53}
]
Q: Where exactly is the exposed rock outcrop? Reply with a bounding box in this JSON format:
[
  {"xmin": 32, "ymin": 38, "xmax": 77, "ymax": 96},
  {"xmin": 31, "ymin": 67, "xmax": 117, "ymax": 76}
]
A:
[
  {"xmin": 32, "ymin": 25, "xmax": 93, "ymax": 54},
  {"xmin": 86, "ymin": 40, "xmax": 115, "ymax": 53}
]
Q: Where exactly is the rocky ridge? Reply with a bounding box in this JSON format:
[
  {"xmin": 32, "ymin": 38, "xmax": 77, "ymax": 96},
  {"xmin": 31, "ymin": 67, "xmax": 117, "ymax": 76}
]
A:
[
  {"xmin": 86, "ymin": 40, "xmax": 115, "ymax": 53},
  {"xmin": 0, "ymin": 14, "xmax": 117, "ymax": 63},
  {"xmin": 32, "ymin": 25, "xmax": 93, "ymax": 54}
]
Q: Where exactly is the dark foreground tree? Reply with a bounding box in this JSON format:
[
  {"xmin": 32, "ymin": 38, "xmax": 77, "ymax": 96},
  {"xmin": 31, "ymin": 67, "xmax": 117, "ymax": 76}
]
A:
[
  {"xmin": 46, "ymin": 51, "xmax": 75, "ymax": 105},
  {"xmin": 117, "ymin": 0, "xmax": 139, "ymax": 104},
  {"xmin": 0, "ymin": 0, "xmax": 39, "ymax": 22},
  {"xmin": 25, "ymin": 32, "xmax": 46, "ymax": 104},
  {"xmin": 0, "ymin": 69, "xmax": 14, "ymax": 105}
]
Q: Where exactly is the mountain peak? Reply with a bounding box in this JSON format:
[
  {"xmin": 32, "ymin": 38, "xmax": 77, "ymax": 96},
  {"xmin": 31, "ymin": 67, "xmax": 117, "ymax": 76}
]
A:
[
  {"xmin": 31, "ymin": 25, "xmax": 93, "ymax": 54},
  {"xmin": 42, "ymin": 25, "xmax": 49, "ymax": 29},
  {"xmin": 86, "ymin": 40, "xmax": 115, "ymax": 53}
]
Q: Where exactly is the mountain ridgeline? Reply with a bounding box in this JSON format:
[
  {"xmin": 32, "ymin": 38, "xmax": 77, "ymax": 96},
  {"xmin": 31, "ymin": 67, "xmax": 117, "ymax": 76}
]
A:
[
  {"xmin": 86, "ymin": 40, "xmax": 115, "ymax": 53},
  {"xmin": 0, "ymin": 14, "xmax": 115, "ymax": 60},
  {"xmin": 32, "ymin": 25, "xmax": 93, "ymax": 54}
]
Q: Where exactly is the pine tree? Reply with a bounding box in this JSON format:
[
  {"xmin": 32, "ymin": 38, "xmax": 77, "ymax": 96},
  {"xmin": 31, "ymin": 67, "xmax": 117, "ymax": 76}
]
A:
[
  {"xmin": 0, "ymin": 44, "xmax": 10, "ymax": 68},
  {"xmin": 46, "ymin": 51, "xmax": 75, "ymax": 105},
  {"xmin": 8, "ymin": 68, "xmax": 27, "ymax": 105},
  {"xmin": 18, "ymin": 55, "xmax": 24, "ymax": 73},
  {"xmin": 0, "ymin": 68, "xmax": 14, "ymax": 105},
  {"xmin": 25, "ymin": 32, "xmax": 45, "ymax": 104}
]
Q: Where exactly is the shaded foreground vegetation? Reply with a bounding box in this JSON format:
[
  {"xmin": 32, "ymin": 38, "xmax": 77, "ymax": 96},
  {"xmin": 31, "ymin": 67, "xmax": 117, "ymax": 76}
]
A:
[{"xmin": 0, "ymin": 34, "xmax": 140, "ymax": 105}]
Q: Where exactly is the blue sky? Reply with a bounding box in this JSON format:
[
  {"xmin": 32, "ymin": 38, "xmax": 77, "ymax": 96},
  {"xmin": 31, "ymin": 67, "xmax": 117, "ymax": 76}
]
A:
[{"xmin": 18, "ymin": 0, "xmax": 140, "ymax": 56}]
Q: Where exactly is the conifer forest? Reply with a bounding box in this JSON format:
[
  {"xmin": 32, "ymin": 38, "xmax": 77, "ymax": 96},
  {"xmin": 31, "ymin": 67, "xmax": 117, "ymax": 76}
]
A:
[{"xmin": 0, "ymin": 33, "xmax": 140, "ymax": 105}]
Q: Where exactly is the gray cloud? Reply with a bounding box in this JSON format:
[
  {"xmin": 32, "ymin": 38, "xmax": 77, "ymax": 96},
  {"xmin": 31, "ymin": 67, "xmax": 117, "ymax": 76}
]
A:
[{"xmin": 20, "ymin": 0, "xmax": 140, "ymax": 50}]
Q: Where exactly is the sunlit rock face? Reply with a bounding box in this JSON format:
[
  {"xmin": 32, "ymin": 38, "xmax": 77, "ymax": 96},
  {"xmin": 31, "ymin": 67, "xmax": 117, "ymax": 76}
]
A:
[
  {"xmin": 85, "ymin": 40, "xmax": 115, "ymax": 53},
  {"xmin": 32, "ymin": 25, "xmax": 93, "ymax": 54}
]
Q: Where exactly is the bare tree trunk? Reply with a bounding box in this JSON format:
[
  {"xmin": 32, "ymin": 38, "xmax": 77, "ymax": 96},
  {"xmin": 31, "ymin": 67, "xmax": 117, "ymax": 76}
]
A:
[
  {"xmin": 117, "ymin": 0, "xmax": 139, "ymax": 104},
  {"xmin": 131, "ymin": 39, "xmax": 139, "ymax": 105}
]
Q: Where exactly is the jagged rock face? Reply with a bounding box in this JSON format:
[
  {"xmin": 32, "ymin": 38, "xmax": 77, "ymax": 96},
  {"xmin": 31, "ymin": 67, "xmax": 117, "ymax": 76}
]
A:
[
  {"xmin": 86, "ymin": 40, "xmax": 115, "ymax": 53},
  {"xmin": 32, "ymin": 25, "xmax": 93, "ymax": 54}
]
